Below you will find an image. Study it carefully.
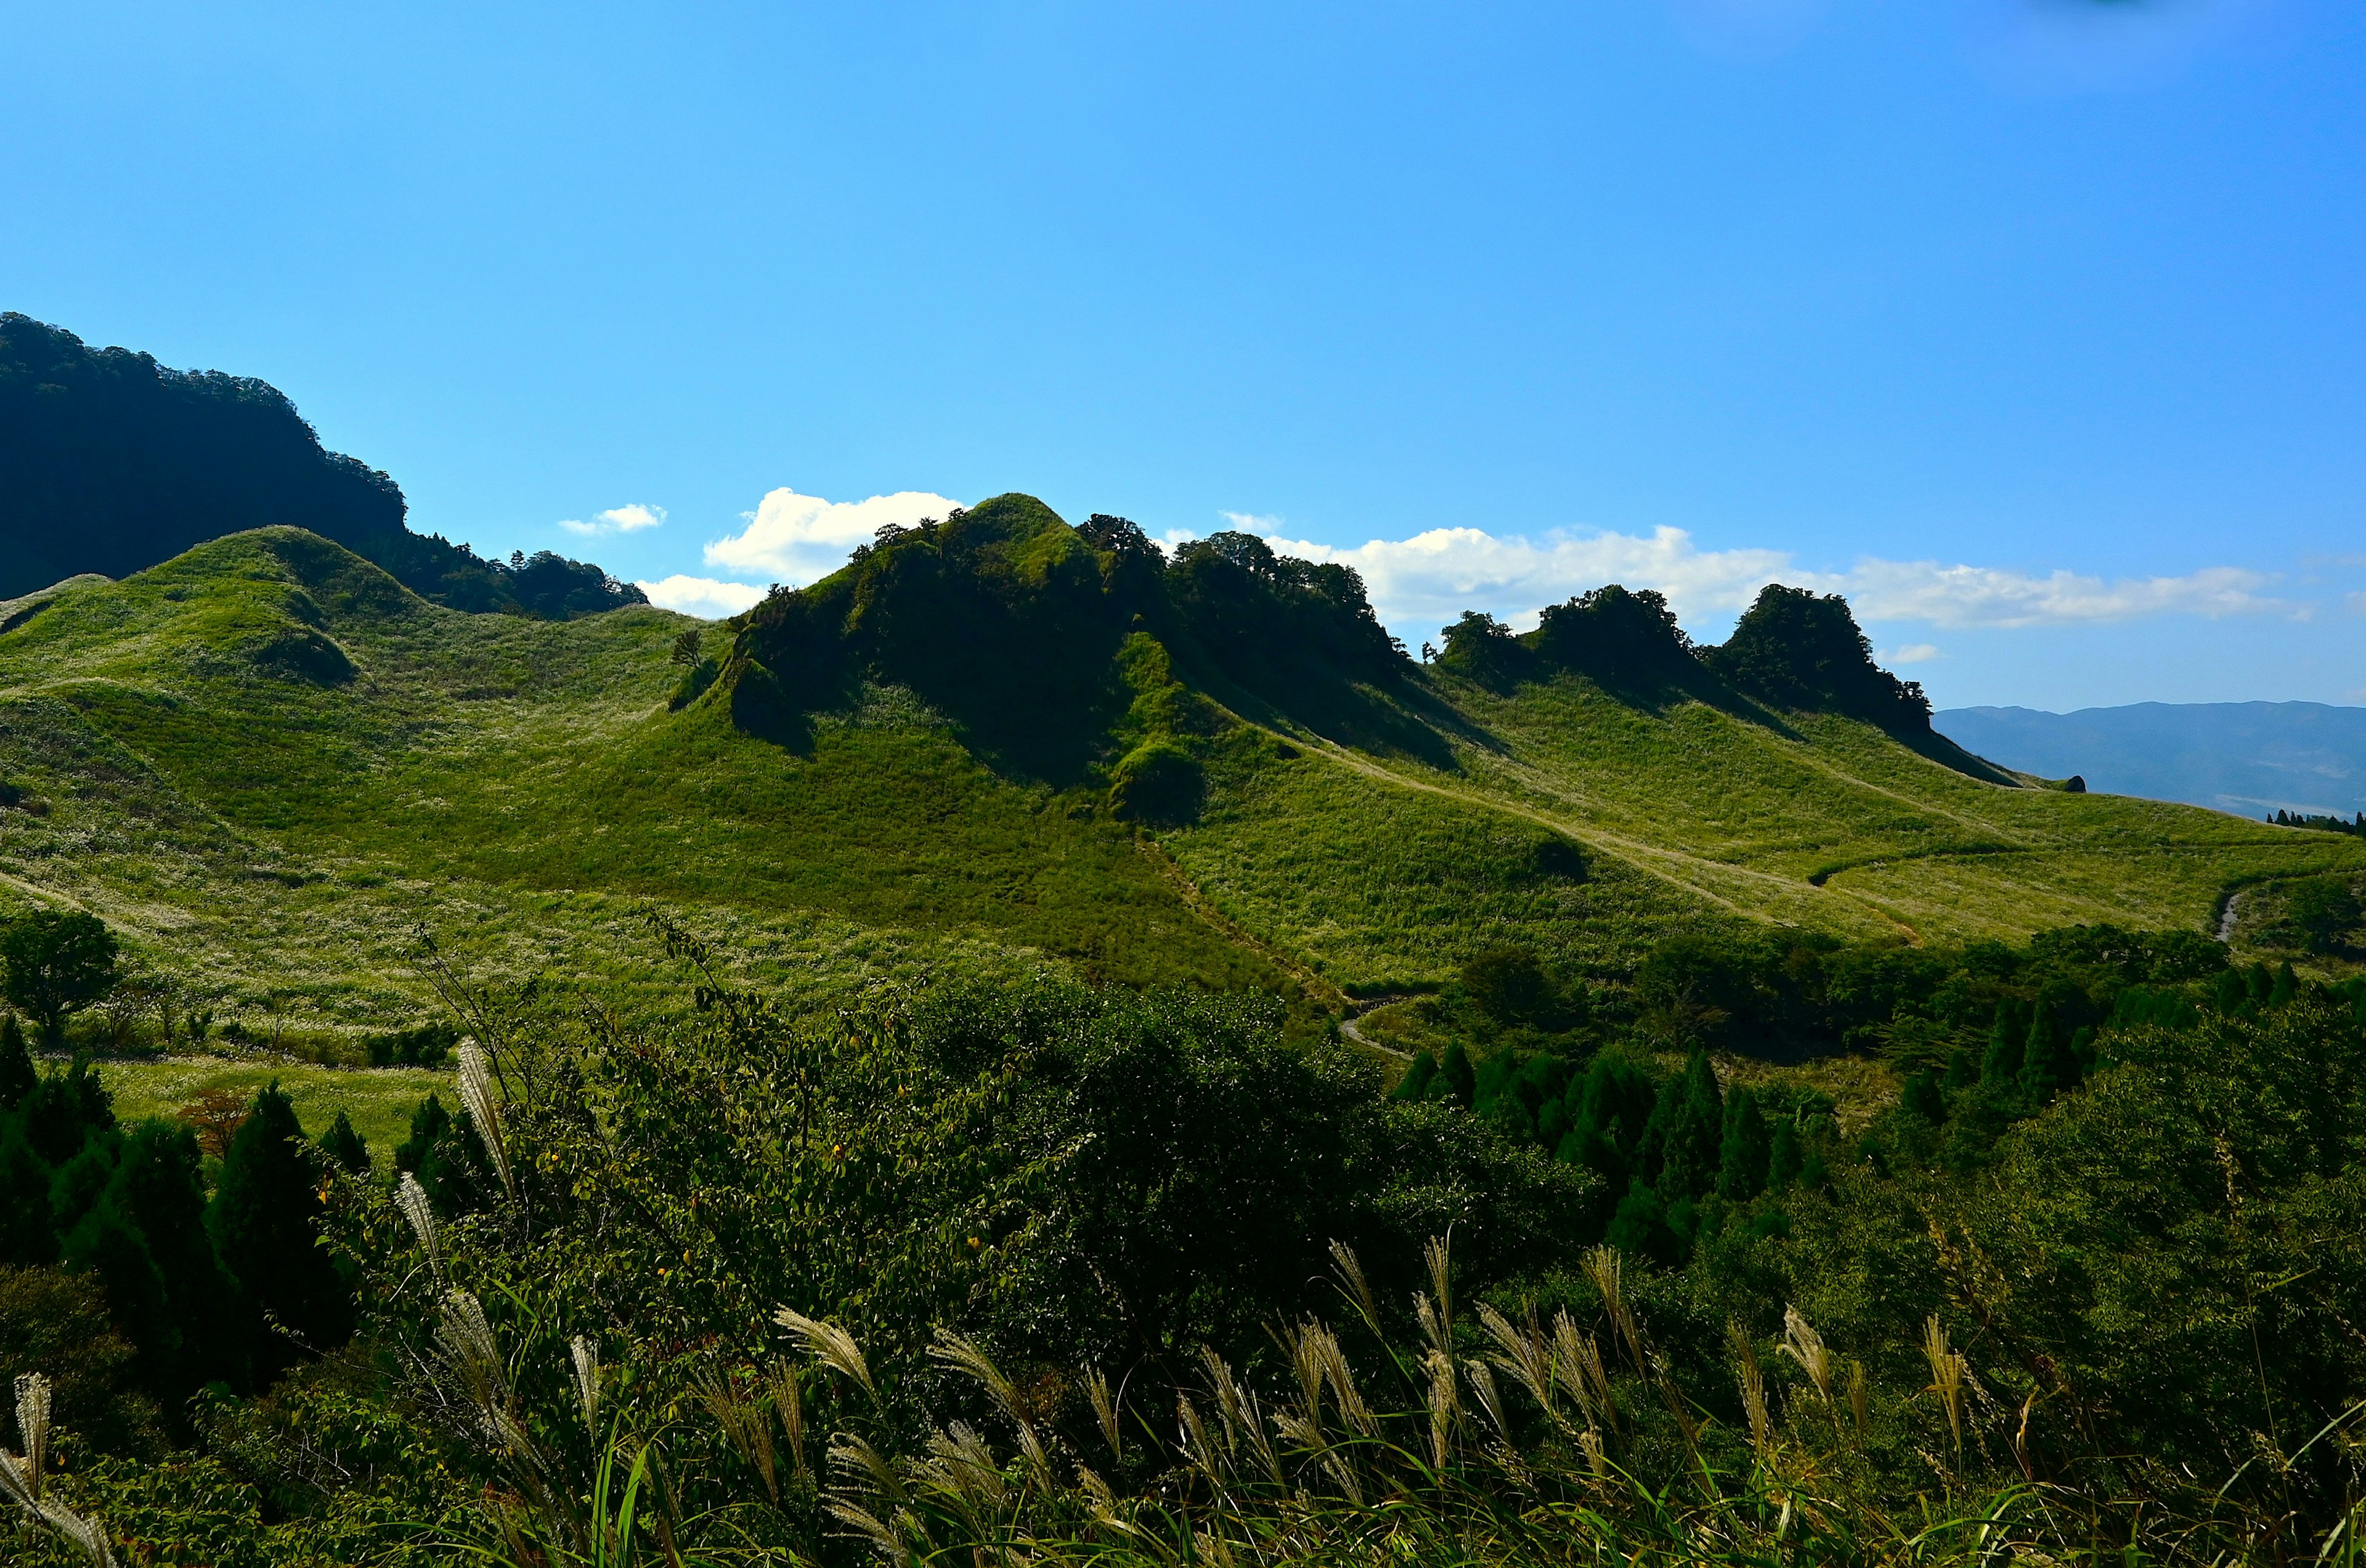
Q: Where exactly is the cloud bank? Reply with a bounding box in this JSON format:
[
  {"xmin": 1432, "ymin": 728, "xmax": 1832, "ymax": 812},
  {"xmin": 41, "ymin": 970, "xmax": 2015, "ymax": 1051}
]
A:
[
  {"xmin": 636, "ymin": 574, "xmax": 768, "ymax": 619},
  {"xmin": 705, "ymin": 486, "xmax": 966, "ymax": 583},
  {"xmin": 1203, "ymin": 520, "xmax": 2284, "ymax": 643},
  {"xmin": 561, "ymin": 503, "xmax": 667, "ymax": 537}
]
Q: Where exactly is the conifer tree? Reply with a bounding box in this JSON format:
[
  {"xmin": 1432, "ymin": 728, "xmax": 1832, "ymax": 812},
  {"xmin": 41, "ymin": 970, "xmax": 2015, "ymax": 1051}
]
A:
[
  {"xmin": 1391, "ymin": 1050, "xmax": 1436, "ymax": 1102},
  {"xmin": 1981, "ymin": 999, "xmax": 2028, "ymax": 1086},
  {"xmin": 1766, "ymin": 1118, "xmax": 1804, "ymax": 1189},
  {"xmin": 209, "ymin": 1084, "xmax": 351, "ymax": 1380},
  {"xmin": 112, "ymin": 1119, "xmax": 242, "ymax": 1396},
  {"xmin": 1437, "ymin": 1040, "xmax": 1476, "ymax": 1108},
  {"xmin": 1645, "ymin": 1051, "xmax": 1724, "ymax": 1199},
  {"xmin": 2213, "ymin": 968, "xmax": 2248, "ymax": 1015},
  {"xmin": 2018, "ymin": 1010, "xmax": 2081, "ymax": 1103},
  {"xmin": 0, "ymin": 1118, "xmax": 58, "ymax": 1265},
  {"xmin": 394, "ymin": 1092, "xmax": 451, "ymax": 1174},
  {"xmin": 2270, "ymin": 962, "xmax": 2298, "ymax": 1009},
  {"xmin": 1942, "ymin": 1046, "xmax": 1977, "ymax": 1092},
  {"xmin": 0, "ymin": 1013, "xmax": 32, "ymax": 1109},
  {"xmin": 1717, "ymin": 1086, "xmax": 1772, "ymax": 1199},
  {"xmin": 1902, "ymin": 1070, "xmax": 1946, "ymax": 1123},
  {"xmin": 60, "ymin": 1194, "xmax": 176, "ymax": 1397},
  {"xmin": 2247, "ymin": 961, "xmax": 2273, "ymax": 1007},
  {"xmin": 318, "ymin": 1110, "xmax": 368, "ymax": 1175}
]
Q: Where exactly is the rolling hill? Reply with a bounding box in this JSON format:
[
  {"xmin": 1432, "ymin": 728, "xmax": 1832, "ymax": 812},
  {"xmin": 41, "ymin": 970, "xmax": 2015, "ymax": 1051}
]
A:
[{"xmin": 4, "ymin": 505, "xmax": 2360, "ymax": 1049}]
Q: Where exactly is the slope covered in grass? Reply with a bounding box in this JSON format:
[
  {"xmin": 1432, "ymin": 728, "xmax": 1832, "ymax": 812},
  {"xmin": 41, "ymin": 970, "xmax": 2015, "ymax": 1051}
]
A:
[{"xmin": 4, "ymin": 511, "xmax": 2362, "ymax": 1041}]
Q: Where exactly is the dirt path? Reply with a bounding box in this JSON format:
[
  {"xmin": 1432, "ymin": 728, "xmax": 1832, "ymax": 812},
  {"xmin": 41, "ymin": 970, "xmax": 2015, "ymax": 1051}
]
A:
[
  {"xmin": 1335, "ymin": 997, "xmax": 1413, "ymax": 1062},
  {"xmin": 2217, "ymin": 889, "xmax": 2244, "ymax": 943}
]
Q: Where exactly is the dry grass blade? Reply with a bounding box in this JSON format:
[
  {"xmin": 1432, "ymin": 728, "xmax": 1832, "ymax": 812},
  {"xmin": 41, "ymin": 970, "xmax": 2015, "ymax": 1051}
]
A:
[
  {"xmin": 569, "ymin": 1334, "xmax": 600, "ymax": 1436},
  {"xmin": 1779, "ymin": 1304, "xmax": 1835, "ymax": 1410},
  {"xmin": 1730, "ymin": 1322, "xmax": 1773, "ymax": 1456},
  {"xmin": 1924, "ymin": 1314, "xmax": 1966, "ymax": 1460},
  {"xmin": 15, "ymin": 1372, "xmax": 50, "ymax": 1499},
  {"xmin": 395, "ymin": 1172, "xmax": 441, "ymax": 1280},
  {"xmin": 455, "ymin": 1037, "xmax": 515, "ymax": 1201},
  {"xmin": 776, "ymin": 1307, "xmax": 877, "ymax": 1403},
  {"xmin": 768, "ymin": 1358, "xmax": 809, "ymax": 1480},
  {"xmin": 1328, "ymin": 1239, "xmax": 1383, "ymax": 1336},
  {"xmin": 1086, "ymin": 1366, "xmax": 1124, "ymax": 1462}
]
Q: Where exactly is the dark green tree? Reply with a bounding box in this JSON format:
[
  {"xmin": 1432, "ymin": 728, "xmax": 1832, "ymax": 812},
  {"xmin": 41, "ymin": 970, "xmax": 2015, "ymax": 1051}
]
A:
[
  {"xmin": 1981, "ymin": 998, "xmax": 2030, "ymax": 1087},
  {"xmin": 0, "ymin": 1119, "xmax": 58, "ymax": 1265},
  {"xmin": 2213, "ymin": 967, "xmax": 2248, "ymax": 1014},
  {"xmin": 1391, "ymin": 1051, "xmax": 1437, "ymax": 1102},
  {"xmin": 0, "ymin": 910, "xmax": 118, "ymax": 1043},
  {"xmin": 1766, "ymin": 1118, "xmax": 1804, "ymax": 1188},
  {"xmin": 208, "ymin": 1084, "xmax": 351, "ymax": 1381},
  {"xmin": 18, "ymin": 1058, "xmax": 115, "ymax": 1166},
  {"xmin": 1902, "ymin": 1070, "xmax": 1947, "ymax": 1123},
  {"xmin": 1461, "ymin": 947, "xmax": 1555, "ymax": 1026},
  {"xmin": 318, "ymin": 1110, "xmax": 369, "ymax": 1176},
  {"xmin": 1436, "ymin": 1041, "xmax": 1476, "ymax": 1108},
  {"xmin": 2270, "ymin": 962, "xmax": 2299, "ymax": 1009},
  {"xmin": 0, "ymin": 1014, "xmax": 32, "ymax": 1108},
  {"xmin": 2019, "ymin": 1007, "xmax": 2081, "ymax": 1102},
  {"xmin": 110, "ymin": 1121, "xmax": 242, "ymax": 1397},
  {"xmin": 394, "ymin": 1092, "xmax": 451, "ymax": 1174},
  {"xmin": 1643, "ymin": 1051, "xmax": 1724, "ymax": 1200},
  {"xmin": 1717, "ymin": 1086, "xmax": 1773, "ymax": 1200},
  {"xmin": 1942, "ymin": 1046, "xmax": 1977, "ymax": 1092},
  {"xmin": 60, "ymin": 1196, "xmax": 174, "ymax": 1400},
  {"xmin": 2289, "ymin": 880, "xmax": 2362, "ymax": 954}
]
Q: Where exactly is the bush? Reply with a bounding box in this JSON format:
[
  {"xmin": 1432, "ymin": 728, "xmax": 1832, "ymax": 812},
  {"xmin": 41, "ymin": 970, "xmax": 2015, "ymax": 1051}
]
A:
[{"xmin": 1107, "ymin": 741, "xmax": 1203, "ymax": 825}]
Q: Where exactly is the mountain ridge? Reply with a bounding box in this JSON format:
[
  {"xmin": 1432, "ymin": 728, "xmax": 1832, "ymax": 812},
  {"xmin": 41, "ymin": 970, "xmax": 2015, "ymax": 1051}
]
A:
[
  {"xmin": 1938, "ymin": 699, "xmax": 2366, "ymax": 818},
  {"xmin": 4, "ymin": 515, "xmax": 2360, "ymax": 1043}
]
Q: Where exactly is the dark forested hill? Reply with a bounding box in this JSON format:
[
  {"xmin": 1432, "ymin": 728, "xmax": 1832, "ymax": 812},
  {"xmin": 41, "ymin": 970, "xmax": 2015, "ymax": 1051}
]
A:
[
  {"xmin": 0, "ymin": 312, "xmax": 642, "ymax": 617},
  {"xmin": 1938, "ymin": 701, "xmax": 2366, "ymax": 818}
]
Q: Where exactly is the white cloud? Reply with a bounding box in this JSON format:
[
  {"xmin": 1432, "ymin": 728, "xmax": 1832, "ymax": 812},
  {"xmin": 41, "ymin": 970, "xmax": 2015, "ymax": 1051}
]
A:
[
  {"xmin": 704, "ymin": 486, "xmax": 964, "ymax": 585},
  {"xmin": 1882, "ymin": 643, "xmax": 1943, "ymax": 665},
  {"xmin": 1185, "ymin": 515, "xmax": 2287, "ymax": 643},
  {"xmin": 1836, "ymin": 559, "xmax": 2280, "ymax": 629},
  {"xmin": 561, "ymin": 503, "xmax": 667, "ymax": 537},
  {"xmin": 636, "ymin": 575, "xmax": 767, "ymax": 619}
]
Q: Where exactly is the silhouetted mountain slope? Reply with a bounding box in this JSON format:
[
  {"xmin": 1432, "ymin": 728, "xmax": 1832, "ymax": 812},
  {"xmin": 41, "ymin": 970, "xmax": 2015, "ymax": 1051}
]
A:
[
  {"xmin": 0, "ymin": 312, "xmax": 641, "ymax": 617},
  {"xmin": 1938, "ymin": 702, "xmax": 2366, "ymax": 817}
]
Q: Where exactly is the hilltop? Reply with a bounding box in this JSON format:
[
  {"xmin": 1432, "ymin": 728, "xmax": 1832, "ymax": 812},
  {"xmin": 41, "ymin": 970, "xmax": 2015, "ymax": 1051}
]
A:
[
  {"xmin": 3, "ymin": 502, "xmax": 2360, "ymax": 1047},
  {"xmin": 0, "ymin": 311, "xmax": 641, "ymax": 616}
]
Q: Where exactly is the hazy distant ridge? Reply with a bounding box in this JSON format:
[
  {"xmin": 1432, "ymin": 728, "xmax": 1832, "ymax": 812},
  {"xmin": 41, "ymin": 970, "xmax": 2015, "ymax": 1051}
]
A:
[{"xmin": 1937, "ymin": 701, "xmax": 2366, "ymax": 818}]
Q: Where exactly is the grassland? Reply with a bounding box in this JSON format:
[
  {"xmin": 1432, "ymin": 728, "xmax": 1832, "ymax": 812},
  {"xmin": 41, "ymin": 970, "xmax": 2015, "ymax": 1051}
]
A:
[
  {"xmin": 4, "ymin": 526, "xmax": 2362, "ymax": 1047},
  {"xmin": 91, "ymin": 1055, "xmax": 448, "ymax": 1163}
]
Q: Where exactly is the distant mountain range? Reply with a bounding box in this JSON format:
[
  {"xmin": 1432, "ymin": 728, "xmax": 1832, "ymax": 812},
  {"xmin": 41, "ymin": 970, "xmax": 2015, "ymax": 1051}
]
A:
[{"xmin": 1937, "ymin": 702, "xmax": 2366, "ymax": 818}]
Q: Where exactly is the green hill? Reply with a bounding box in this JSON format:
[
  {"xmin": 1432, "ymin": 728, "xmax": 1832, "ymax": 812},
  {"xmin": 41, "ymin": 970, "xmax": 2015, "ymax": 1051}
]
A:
[{"xmin": 2, "ymin": 503, "xmax": 2359, "ymax": 1046}]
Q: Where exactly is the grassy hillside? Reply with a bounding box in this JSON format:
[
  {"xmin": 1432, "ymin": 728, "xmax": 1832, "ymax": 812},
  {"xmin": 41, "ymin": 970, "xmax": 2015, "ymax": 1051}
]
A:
[{"xmin": 3, "ymin": 516, "xmax": 2362, "ymax": 1045}]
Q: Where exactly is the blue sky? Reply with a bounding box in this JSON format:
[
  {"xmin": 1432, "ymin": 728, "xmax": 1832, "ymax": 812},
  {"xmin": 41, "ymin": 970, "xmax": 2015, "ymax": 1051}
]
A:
[{"xmin": 6, "ymin": 0, "xmax": 2364, "ymax": 710}]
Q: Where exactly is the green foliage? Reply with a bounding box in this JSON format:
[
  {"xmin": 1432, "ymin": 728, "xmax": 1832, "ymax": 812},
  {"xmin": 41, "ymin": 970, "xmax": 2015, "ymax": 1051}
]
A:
[
  {"xmin": 2288, "ymin": 877, "xmax": 2362, "ymax": 953},
  {"xmin": 209, "ymin": 1084, "xmax": 352, "ymax": 1381},
  {"xmin": 1702, "ymin": 582, "xmax": 1931, "ymax": 731},
  {"xmin": 0, "ymin": 1011, "xmax": 33, "ymax": 1107},
  {"xmin": 1106, "ymin": 739, "xmax": 1203, "ymax": 824},
  {"xmin": 1531, "ymin": 583, "xmax": 1697, "ymax": 687},
  {"xmin": 0, "ymin": 312, "xmax": 643, "ymax": 616},
  {"xmin": 1, "ymin": 908, "xmax": 119, "ymax": 1041},
  {"xmin": 318, "ymin": 1110, "xmax": 369, "ymax": 1176},
  {"xmin": 0, "ymin": 1265, "xmax": 161, "ymax": 1456}
]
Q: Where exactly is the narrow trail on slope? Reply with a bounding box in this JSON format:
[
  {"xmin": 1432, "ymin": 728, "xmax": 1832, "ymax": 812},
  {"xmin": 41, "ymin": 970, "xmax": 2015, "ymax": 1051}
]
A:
[
  {"xmin": 2218, "ymin": 890, "xmax": 2244, "ymax": 944},
  {"xmin": 1291, "ymin": 732, "xmax": 1917, "ymax": 933},
  {"xmin": 1335, "ymin": 997, "xmax": 1413, "ymax": 1062}
]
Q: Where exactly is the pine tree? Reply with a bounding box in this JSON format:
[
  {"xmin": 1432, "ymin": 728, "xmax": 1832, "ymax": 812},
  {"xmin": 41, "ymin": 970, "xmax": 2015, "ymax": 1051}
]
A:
[
  {"xmin": 60, "ymin": 1194, "xmax": 177, "ymax": 1397},
  {"xmin": 2247, "ymin": 962, "xmax": 2273, "ymax": 1007},
  {"xmin": 0, "ymin": 1014, "xmax": 33, "ymax": 1110},
  {"xmin": 0, "ymin": 1117, "xmax": 58, "ymax": 1265},
  {"xmin": 1717, "ymin": 1086, "xmax": 1772, "ymax": 1200},
  {"xmin": 394, "ymin": 1092, "xmax": 451, "ymax": 1174},
  {"xmin": 1646, "ymin": 1052, "xmax": 1724, "ymax": 1200},
  {"xmin": 2270, "ymin": 962, "xmax": 2298, "ymax": 1009},
  {"xmin": 1391, "ymin": 1050, "xmax": 1436, "ymax": 1102},
  {"xmin": 1902, "ymin": 1070, "xmax": 1946, "ymax": 1123},
  {"xmin": 1437, "ymin": 1041, "xmax": 1476, "ymax": 1108},
  {"xmin": 209, "ymin": 1084, "xmax": 352, "ymax": 1381},
  {"xmin": 1981, "ymin": 999, "xmax": 2028, "ymax": 1086},
  {"xmin": 318, "ymin": 1110, "xmax": 369, "ymax": 1175},
  {"xmin": 112, "ymin": 1120, "xmax": 243, "ymax": 1396},
  {"xmin": 1943, "ymin": 1046, "xmax": 1977, "ymax": 1092},
  {"xmin": 2213, "ymin": 968, "xmax": 2248, "ymax": 1015},
  {"xmin": 1766, "ymin": 1118, "xmax": 1804, "ymax": 1189},
  {"xmin": 19, "ymin": 1058, "xmax": 116, "ymax": 1166},
  {"xmin": 2018, "ymin": 1010, "xmax": 2081, "ymax": 1103}
]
